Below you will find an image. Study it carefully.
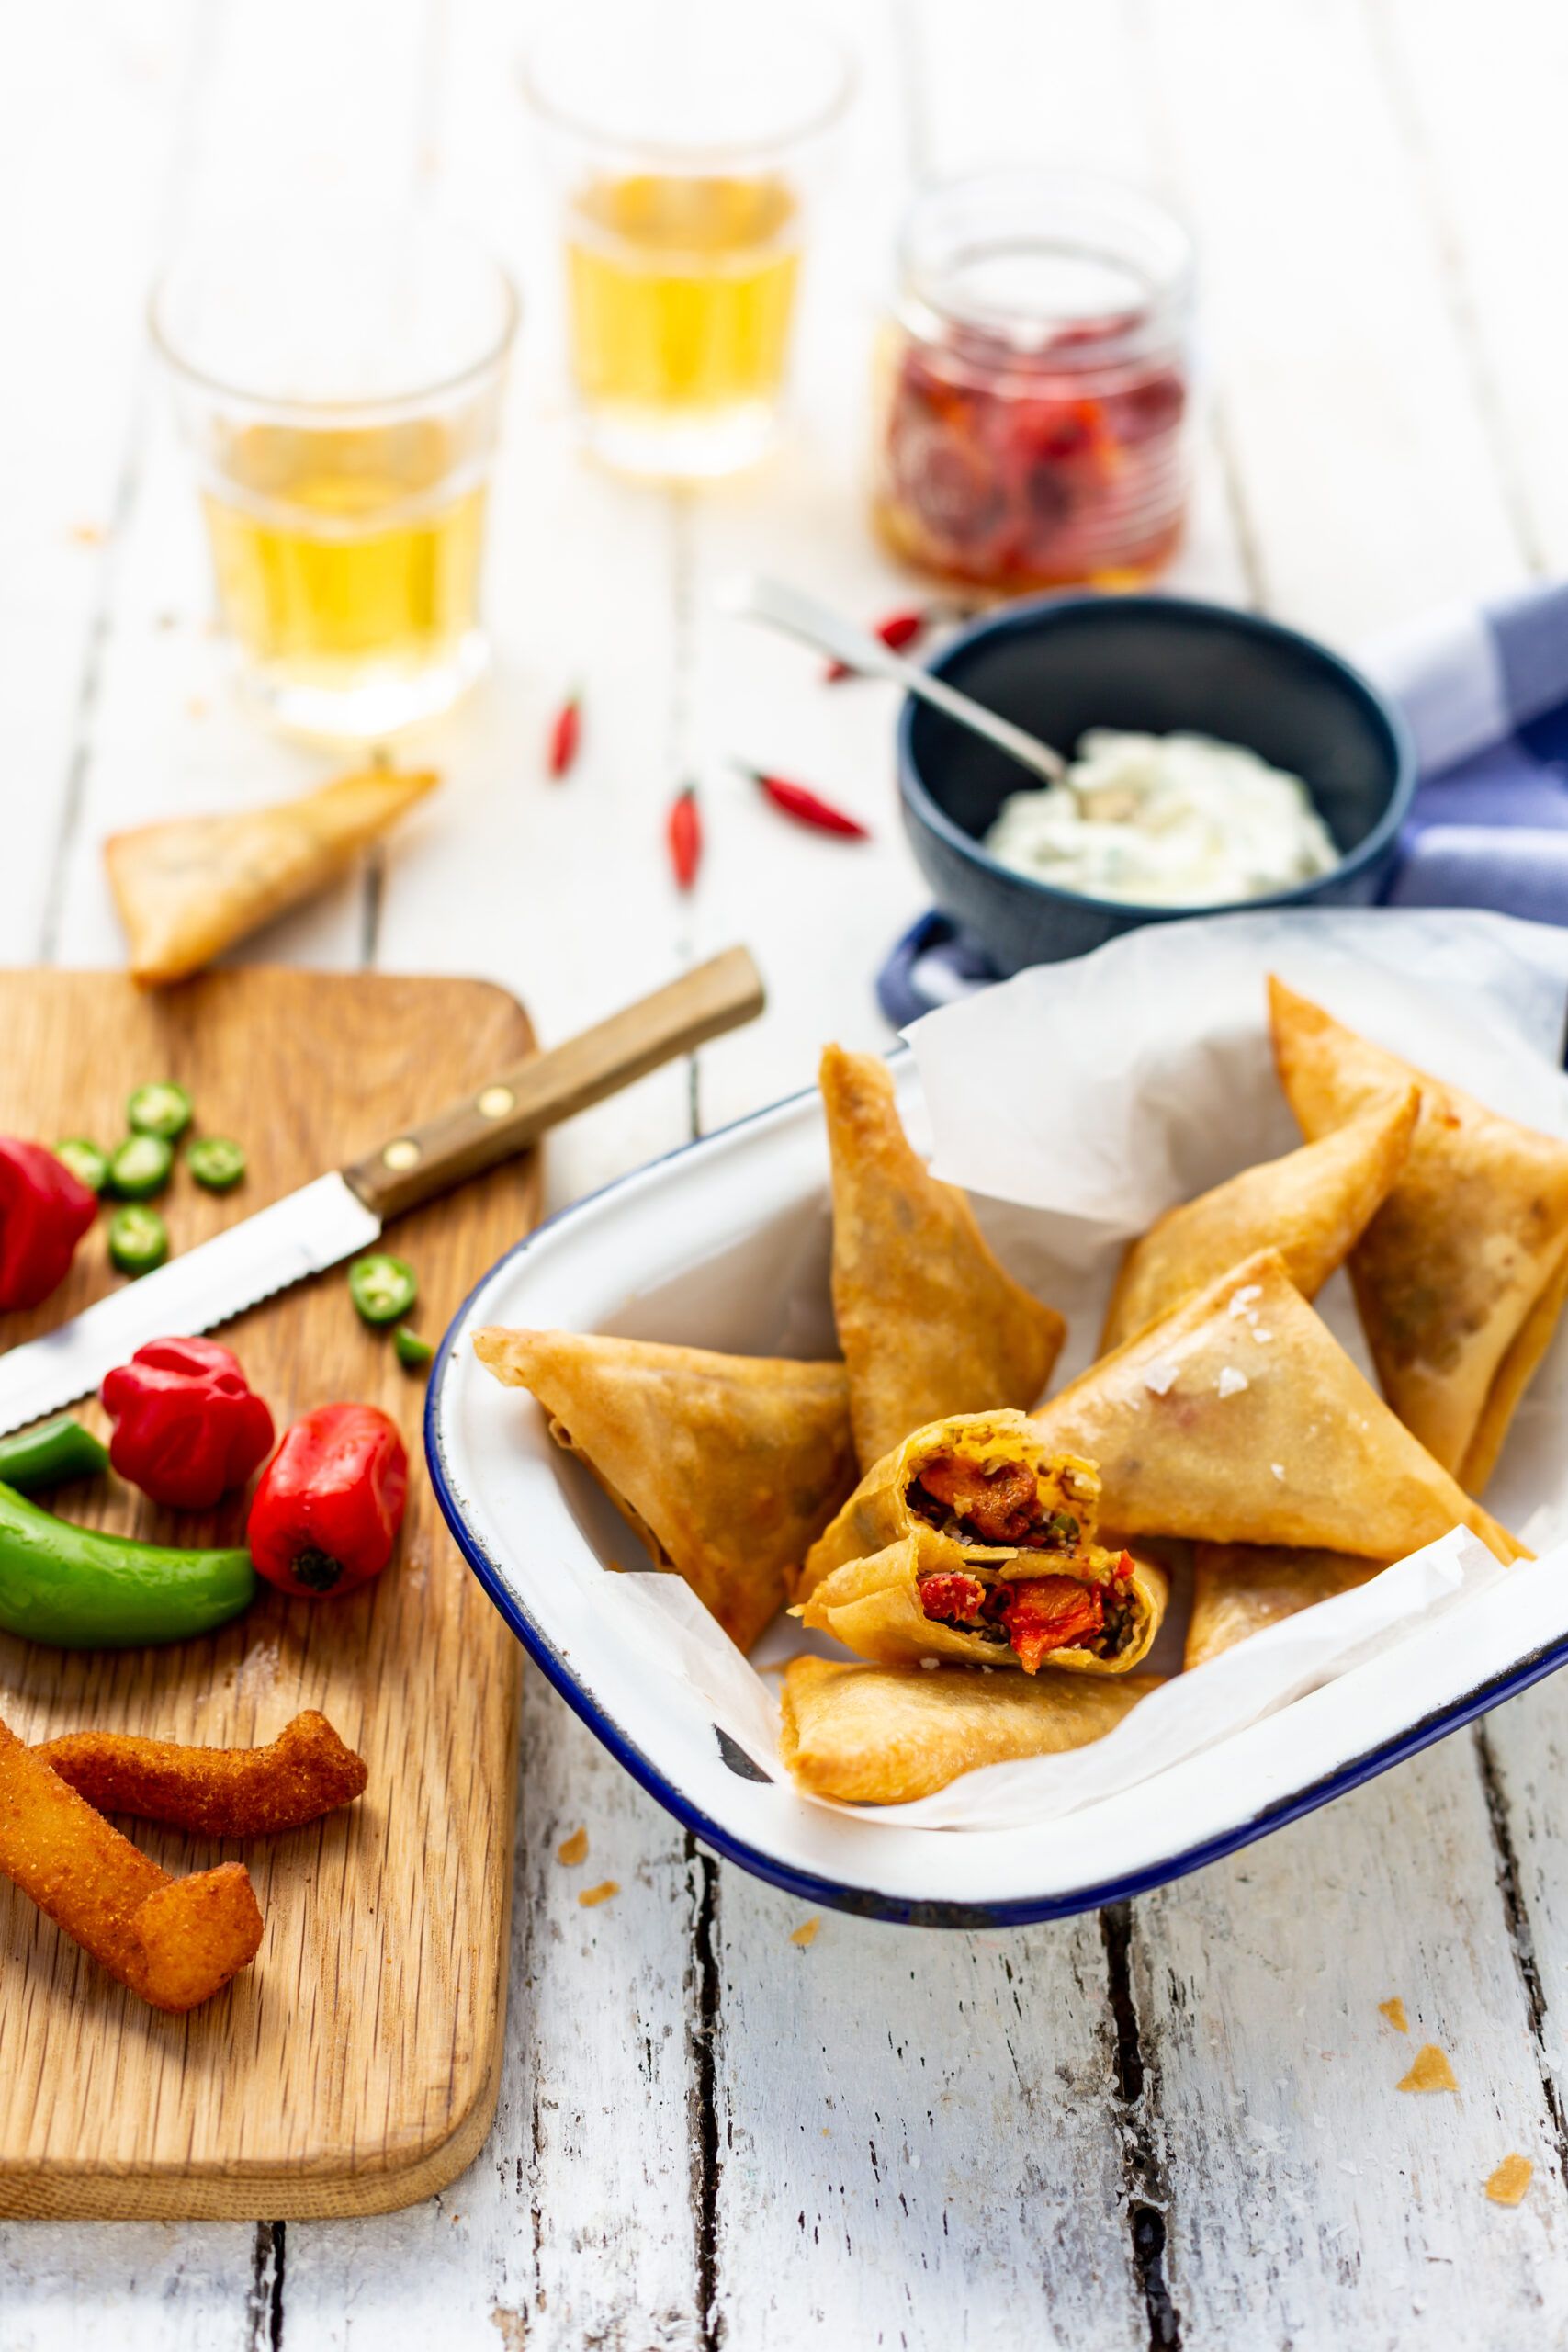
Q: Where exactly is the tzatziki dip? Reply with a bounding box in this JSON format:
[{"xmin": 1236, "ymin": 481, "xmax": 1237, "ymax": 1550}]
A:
[{"xmin": 982, "ymin": 728, "xmax": 1338, "ymax": 907}]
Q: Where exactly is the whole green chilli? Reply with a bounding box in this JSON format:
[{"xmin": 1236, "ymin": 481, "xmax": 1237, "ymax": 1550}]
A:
[{"xmin": 0, "ymin": 1482, "xmax": 255, "ymax": 1650}]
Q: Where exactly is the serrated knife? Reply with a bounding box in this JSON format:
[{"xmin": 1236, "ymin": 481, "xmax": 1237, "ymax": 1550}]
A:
[{"xmin": 0, "ymin": 945, "xmax": 765, "ymax": 1435}]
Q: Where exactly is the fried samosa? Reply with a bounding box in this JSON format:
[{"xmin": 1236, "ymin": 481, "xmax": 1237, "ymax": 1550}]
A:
[
  {"xmin": 1184, "ymin": 1544, "xmax": 1387, "ymax": 1670},
  {"xmin": 820, "ymin": 1045, "xmax": 1065, "ymax": 1473},
  {"xmin": 1031, "ymin": 1250, "xmax": 1523, "ymax": 1565},
  {"xmin": 474, "ymin": 1329, "xmax": 857, "ymax": 1650},
  {"xmin": 1100, "ymin": 1088, "xmax": 1419, "ymax": 1351},
  {"xmin": 1269, "ymin": 978, "xmax": 1568, "ymax": 1489},
  {"xmin": 779, "ymin": 1655, "xmax": 1159, "ymax": 1804},
  {"xmin": 795, "ymin": 1409, "xmax": 1166, "ymax": 1674},
  {"xmin": 106, "ymin": 766, "xmax": 438, "ymax": 987}
]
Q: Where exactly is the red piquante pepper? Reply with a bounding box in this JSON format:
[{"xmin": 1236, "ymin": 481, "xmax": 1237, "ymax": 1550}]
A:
[
  {"xmin": 824, "ymin": 607, "xmax": 929, "ymax": 682},
  {"xmin": 668, "ymin": 785, "xmax": 702, "ymax": 890},
  {"xmin": 547, "ymin": 689, "xmax": 582, "ymax": 777},
  {"xmin": 749, "ymin": 769, "xmax": 871, "ymax": 840},
  {"xmin": 101, "ymin": 1336, "xmax": 276, "ymax": 1511},
  {"xmin": 0, "ymin": 1140, "xmax": 97, "ymax": 1312},
  {"xmin": 247, "ymin": 1404, "xmax": 408, "ymax": 1598}
]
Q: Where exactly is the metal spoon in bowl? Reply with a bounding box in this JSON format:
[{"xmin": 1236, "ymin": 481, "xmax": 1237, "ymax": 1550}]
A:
[{"xmin": 718, "ymin": 572, "xmax": 1069, "ymax": 786}]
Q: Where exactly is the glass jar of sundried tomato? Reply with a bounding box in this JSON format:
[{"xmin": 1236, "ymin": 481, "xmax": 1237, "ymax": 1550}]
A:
[{"xmin": 873, "ymin": 170, "xmax": 1195, "ymax": 594}]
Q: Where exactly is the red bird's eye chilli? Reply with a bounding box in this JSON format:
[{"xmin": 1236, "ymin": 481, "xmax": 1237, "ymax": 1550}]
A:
[
  {"xmin": 547, "ymin": 690, "xmax": 582, "ymax": 777},
  {"xmin": 824, "ymin": 607, "xmax": 929, "ymax": 680},
  {"xmin": 668, "ymin": 786, "xmax": 702, "ymax": 890},
  {"xmin": 748, "ymin": 770, "xmax": 871, "ymax": 841}
]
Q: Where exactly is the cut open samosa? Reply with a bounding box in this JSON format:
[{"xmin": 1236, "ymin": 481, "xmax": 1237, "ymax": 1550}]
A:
[
  {"xmin": 106, "ymin": 766, "xmax": 439, "ymax": 987},
  {"xmin": 1269, "ymin": 977, "xmax": 1568, "ymax": 1489},
  {"xmin": 474, "ymin": 1329, "xmax": 857, "ymax": 1651},
  {"xmin": 1100, "ymin": 1088, "xmax": 1418, "ymax": 1351},
  {"xmin": 821, "ymin": 1045, "xmax": 1065, "ymax": 1473},
  {"xmin": 1031, "ymin": 1249, "xmax": 1523, "ymax": 1566},
  {"xmin": 779, "ymin": 1654, "xmax": 1159, "ymax": 1804},
  {"xmin": 1184, "ymin": 1544, "xmax": 1387, "ymax": 1670},
  {"xmin": 795, "ymin": 1409, "xmax": 1166, "ymax": 1674}
]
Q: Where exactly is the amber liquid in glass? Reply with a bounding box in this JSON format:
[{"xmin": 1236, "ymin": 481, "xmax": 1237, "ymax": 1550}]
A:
[
  {"xmin": 565, "ymin": 174, "xmax": 800, "ymax": 473},
  {"xmin": 201, "ymin": 418, "xmax": 487, "ymax": 730}
]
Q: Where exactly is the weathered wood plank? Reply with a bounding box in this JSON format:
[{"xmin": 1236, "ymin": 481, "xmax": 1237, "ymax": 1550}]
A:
[
  {"xmin": 708, "ymin": 1886, "xmax": 1149, "ymax": 2348},
  {"xmin": 1137, "ymin": 1746, "xmax": 1566, "ymax": 2345},
  {"xmin": 0, "ymin": 0, "xmax": 201, "ymax": 942},
  {"xmin": 1138, "ymin": 0, "xmax": 1528, "ymax": 639},
  {"xmin": 278, "ymin": 1675, "xmax": 705, "ymax": 2351}
]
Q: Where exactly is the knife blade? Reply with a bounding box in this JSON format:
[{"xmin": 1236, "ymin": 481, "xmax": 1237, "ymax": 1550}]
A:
[
  {"xmin": 0, "ymin": 946, "xmax": 765, "ymax": 1436},
  {"xmin": 0, "ymin": 1174, "xmax": 380, "ymax": 1434}
]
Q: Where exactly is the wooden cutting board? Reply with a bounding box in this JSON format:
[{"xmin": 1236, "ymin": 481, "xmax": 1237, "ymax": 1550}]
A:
[{"xmin": 0, "ymin": 967, "xmax": 536, "ymax": 2220}]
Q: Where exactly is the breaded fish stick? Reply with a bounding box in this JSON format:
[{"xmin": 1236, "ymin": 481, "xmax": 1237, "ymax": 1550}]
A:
[
  {"xmin": 0, "ymin": 1719, "xmax": 262, "ymax": 2011},
  {"xmin": 37, "ymin": 1710, "xmax": 367, "ymax": 1838}
]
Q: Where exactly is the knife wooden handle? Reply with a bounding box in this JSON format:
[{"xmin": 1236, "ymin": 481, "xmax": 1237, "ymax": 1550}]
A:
[{"xmin": 343, "ymin": 946, "xmax": 765, "ymax": 1222}]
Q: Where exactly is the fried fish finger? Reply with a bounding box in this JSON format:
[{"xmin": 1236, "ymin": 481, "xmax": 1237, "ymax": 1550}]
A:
[
  {"xmin": 0, "ymin": 1718, "xmax": 262, "ymax": 2012},
  {"xmin": 36, "ymin": 1710, "xmax": 367, "ymax": 1839}
]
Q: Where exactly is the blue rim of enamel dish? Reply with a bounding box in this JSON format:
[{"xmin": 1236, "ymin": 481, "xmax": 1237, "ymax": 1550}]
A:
[
  {"xmin": 425, "ymin": 1091, "xmax": 1566, "ymax": 1930},
  {"xmin": 897, "ymin": 589, "xmax": 1419, "ymax": 923}
]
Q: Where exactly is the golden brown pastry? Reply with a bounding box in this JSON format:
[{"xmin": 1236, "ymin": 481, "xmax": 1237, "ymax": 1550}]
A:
[
  {"xmin": 1100, "ymin": 1088, "xmax": 1418, "ymax": 1351},
  {"xmin": 820, "ymin": 1045, "xmax": 1065, "ymax": 1473},
  {"xmin": 1269, "ymin": 977, "xmax": 1568, "ymax": 1489},
  {"xmin": 1031, "ymin": 1249, "xmax": 1523, "ymax": 1565},
  {"xmin": 106, "ymin": 766, "xmax": 438, "ymax": 987},
  {"xmin": 795, "ymin": 1409, "xmax": 1166, "ymax": 1674},
  {"xmin": 1184, "ymin": 1544, "xmax": 1387, "ymax": 1669},
  {"xmin": 474, "ymin": 1329, "xmax": 857, "ymax": 1651},
  {"xmin": 778, "ymin": 1655, "xmax": 1159, "ymax": 1804}
]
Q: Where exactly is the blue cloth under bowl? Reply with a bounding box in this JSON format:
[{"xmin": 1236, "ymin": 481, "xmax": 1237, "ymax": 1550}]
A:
[{"xmin": 880, "ymin": 580, "xmax": 1568, "ymax": 1029}]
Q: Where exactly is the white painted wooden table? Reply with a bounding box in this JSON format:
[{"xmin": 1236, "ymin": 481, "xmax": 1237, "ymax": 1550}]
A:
[{"xmin": 5, "ymin": 1, "xmax": 1568, "ymax": 2343}]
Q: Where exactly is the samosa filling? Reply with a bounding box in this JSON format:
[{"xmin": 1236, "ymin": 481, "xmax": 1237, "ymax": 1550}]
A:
[
  {"xmin": 916, "ymin": 1555, "xmax": 1136, "ymax": 1672},
  {"xmin": 909, "ymin": 1453, "xmax": 1082, "ymax": 1551}
]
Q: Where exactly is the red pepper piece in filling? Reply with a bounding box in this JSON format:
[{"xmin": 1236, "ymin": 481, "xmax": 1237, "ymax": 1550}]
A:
[
  {"xmin": 916, "ymin": 1572, "xmax": 987, "ymax": 1627},
  {"xmin": 998, "ymin": 1577, "xmax": 1106, "ymax": 1674},
  {"xmin": 101, "ymin": 1336, "xmax": 276, "ymax": 1511},
  {"xmin": 917, "ymin": 1453, "xmax": 1042, "ymax": 1545},
  {"xmin": 0, "ymin": 1139, "xmax": 97, "ymax": 1313},
  {"xmin": 247, "ymin": 1404, "xmax": 408, "ymax": 1599}
]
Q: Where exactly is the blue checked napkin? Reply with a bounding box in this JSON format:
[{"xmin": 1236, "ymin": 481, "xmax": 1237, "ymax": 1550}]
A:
[{"xmin": 877, "ymin": 581, "xmax": 1568, "ymax": 1029}]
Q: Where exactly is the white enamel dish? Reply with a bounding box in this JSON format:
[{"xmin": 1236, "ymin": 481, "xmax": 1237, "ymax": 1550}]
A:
[{"xmin": 425, "ymin": 1052, "xmax": 1568, "ymax": 1929}]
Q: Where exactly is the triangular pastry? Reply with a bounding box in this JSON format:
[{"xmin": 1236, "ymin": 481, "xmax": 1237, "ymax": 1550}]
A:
[
  {"xmin": 106, "ymin": 766, "xmax": 438, "ymax": 987},
  {"xmin": 821, "ymin": 1045, "xmax": 1065, "ymax": 1474},
  {"xmin": 1100, "ymin": 1089, "xmax": 1418, "ymax": 1351},
  {"xmin": 779, "ymin": 1654, "xmax": 1159, "ymax": 1804},
  {"xmin": 1184, "ymin": 1544, "xmax": 1387, "ymax": 1669},
  {"xmin": 474, "ymin": 1328, "xmax": 857, "ymax": 1651},
  {"xmin": 795, "ymin": 1408, "xmax": 1167, "ymax": 1674},
  {"xmin": 1031, "ymin": 1250, "xmax": 1522, "ymax": 1564},
  {"xmin": 1269, "ymin": 977, "xmax": 1568, "ymax": 1488}
]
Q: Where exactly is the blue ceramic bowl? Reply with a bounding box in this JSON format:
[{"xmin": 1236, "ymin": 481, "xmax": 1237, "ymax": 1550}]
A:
[{"xmin": 897, "ymin": 592, "xmax": 1417, "ymax": 973}]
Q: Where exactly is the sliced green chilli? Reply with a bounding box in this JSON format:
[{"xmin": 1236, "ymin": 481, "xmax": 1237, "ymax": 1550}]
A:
[
  {"xmin": 186, "ymin": 1135, "xmax": 247, "ymax": 1193},
  {"xmin": 107, "ymin": 1133, "xmax": 174, "ymax": 1200},
  {"xmin": 349, "ymin": 1253, "xmax": 418, "ymax": 1326},
  {"xmin": 54, "ymin": 1137, "xmax": 109, "ymax": 1194},
  {"xmin": 394, "ymin": 1325, "xmax": 434, "ymax": 1371},
  {"xmin": 107, "ymin": 1204, "xmax": 169, "ymax": 1276},
  {"xmin": 126, "ymin": 1080, "xmax": 194, "ymax": 1141}
]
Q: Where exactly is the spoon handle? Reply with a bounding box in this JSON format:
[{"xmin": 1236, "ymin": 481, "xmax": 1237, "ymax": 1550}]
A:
[{"xmin": 722, "ymin": 572, "xmax": 1066, "ymax": 786}]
